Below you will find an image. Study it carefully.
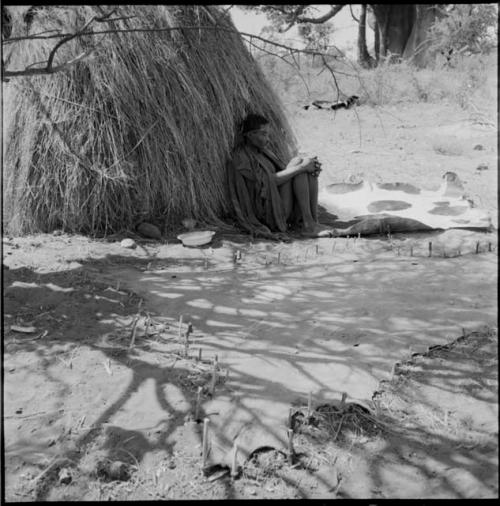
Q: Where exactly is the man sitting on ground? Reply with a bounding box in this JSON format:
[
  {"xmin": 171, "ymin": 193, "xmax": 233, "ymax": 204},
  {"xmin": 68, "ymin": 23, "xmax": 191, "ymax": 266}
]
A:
[{"xmin": 227, "ymin": 113, "xmax": 332, "ymax": 239}]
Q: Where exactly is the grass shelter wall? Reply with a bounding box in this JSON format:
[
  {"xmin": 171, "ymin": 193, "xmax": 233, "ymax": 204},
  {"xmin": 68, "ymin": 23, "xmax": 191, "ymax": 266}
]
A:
[{"xmin": 2, "ymin": 5, "xmax": 297, "ymax": 236}]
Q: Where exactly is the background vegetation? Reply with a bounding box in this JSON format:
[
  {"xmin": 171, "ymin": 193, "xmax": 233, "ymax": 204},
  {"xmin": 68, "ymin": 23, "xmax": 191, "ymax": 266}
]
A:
[
  {"xmin": 256, "ymin": 50, "xmax": 497, "ymax": 113},
  {"xmin": 249, "ymin": 3, "xmax": 497, "ymax": 119}
]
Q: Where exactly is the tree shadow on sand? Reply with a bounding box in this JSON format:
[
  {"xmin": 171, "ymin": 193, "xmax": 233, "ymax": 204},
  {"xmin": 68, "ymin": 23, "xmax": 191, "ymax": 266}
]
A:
[
  {"xmin": 3, "ymin": 242, "xmax": 497, "ymax": 499},
  {"xmin": 4, "ymin": 261, "xmax": 338, "ymax": 500}
]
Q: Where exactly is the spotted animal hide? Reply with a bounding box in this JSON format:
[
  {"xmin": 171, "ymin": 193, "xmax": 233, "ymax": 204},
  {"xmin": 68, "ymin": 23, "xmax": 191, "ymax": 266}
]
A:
[{"xmin": 318, "ymin": 172, "xmax": 492, "ymax": 236}]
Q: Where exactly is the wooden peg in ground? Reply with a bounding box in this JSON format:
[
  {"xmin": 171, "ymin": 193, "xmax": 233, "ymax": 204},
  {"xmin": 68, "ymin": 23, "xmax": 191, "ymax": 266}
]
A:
[
  {"xmin": 184, "ymin": 322, "xmax": 193, "ymax": 357},
  {"xmin": 128, "ymin": 316, "xmax": 140, "ymax": 350},
  {"xmin": 287, "ymin": 429, "xmax": 294, "ymax": 465},
  {"xmin": 288, "ymin": 407, "xmax": 294, "ymax": 429},
  {"xmin": 231, "ymin": 442, "xmax": 239, "ymax": 479},
  {"xmin": 195, "ymin": 386, "xmax": 202, "ymax": 422},
  {"xmin": 210, "ymin": 358, "xmax": 217, "ymax": 395},
  {"xmin": 307, "ymin": 391, "xmax": 312, "ymax": 419},
  {"xmin": 202, "ymin": 418, "xmax": 210, "ymax": 468},
  {"xmin": 178, "ymin": 315, "xmax": 183, "ymax": 343},
  {"xmin": 340, "ymin": 392, "xmax": 347, "ymax": 407},
  {"xmin": 390, "ymin": 362, "xmax": 397, "ymax": 380}
]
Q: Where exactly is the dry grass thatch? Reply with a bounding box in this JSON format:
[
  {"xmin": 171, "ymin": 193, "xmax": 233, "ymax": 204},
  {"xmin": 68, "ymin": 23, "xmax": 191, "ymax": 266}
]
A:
[{"xmin": 3, "ymin": 5, "xmax": 297, "ymax": 236}]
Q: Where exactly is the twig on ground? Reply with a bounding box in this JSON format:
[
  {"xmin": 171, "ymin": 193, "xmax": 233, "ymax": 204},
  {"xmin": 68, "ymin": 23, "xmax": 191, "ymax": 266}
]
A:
[
  {"xmin": 4, "ymin": 408, "xmax": 65, "ymax": 420},
  {"xmin": 103, "ymin": 358, "xmax": 112, "ymax": 375}
]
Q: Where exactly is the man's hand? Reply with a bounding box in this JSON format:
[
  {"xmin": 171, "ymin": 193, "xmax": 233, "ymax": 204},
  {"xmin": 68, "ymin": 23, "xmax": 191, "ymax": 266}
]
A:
[
  {"xmin": 288, "ymin": 155, "xmax": 319, "ymax": 174},
  {"xmin": 306, "ymin": 156, "xmax": 322, "ymax": 177},
  {"xmin": 276, "ymin": 155, "xmax": 322, "ymax": 185}
]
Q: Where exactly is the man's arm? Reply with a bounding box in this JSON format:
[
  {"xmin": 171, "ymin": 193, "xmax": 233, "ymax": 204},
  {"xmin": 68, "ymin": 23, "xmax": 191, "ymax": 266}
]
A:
[{"xmin": 274, "ymin": 156, "xmax": 318, "ymax": 186}]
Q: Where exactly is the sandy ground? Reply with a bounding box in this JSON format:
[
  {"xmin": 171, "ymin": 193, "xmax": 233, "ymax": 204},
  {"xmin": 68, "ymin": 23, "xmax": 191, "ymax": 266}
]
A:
[
  {"xmin": 3, "ymin": 101, "xmax": 498, "ymax": 500},
  {"xmin": 291, "ymin": 101, "xmax": 497, "ymax": 227}
]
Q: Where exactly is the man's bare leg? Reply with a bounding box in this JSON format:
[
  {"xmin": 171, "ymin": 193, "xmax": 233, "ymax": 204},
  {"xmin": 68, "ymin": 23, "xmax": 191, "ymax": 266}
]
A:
[
  {"xmin": 308, "ymin": 173, "xmax": 319, "ymax": 222},
  {"xmin": 292, "ymin": 173, "xmax": 317, "ymax": 232},
  {"xmin": 279, "ymin": 180, "xmax": 294, "ymax": 221},
  {"xmin": 292, "ymin": 173, "xmax": 331, "ymax": 236}
]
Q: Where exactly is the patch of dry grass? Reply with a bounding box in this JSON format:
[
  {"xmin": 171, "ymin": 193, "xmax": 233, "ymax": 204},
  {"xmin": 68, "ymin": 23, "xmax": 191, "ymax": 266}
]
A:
[
  {"xmin": 257, "ymin": 50, "xmax": 497, "ymax": 116},
  {"xmin": 431, "ymin": 136, "xmax": 465, "ymax": 156}
]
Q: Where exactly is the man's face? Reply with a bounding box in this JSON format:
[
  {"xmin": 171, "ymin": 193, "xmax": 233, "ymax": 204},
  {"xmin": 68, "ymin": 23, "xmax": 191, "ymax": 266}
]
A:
[{"xmin": 246, "ymin": 124, "xmax": 270, "ymax": 149}]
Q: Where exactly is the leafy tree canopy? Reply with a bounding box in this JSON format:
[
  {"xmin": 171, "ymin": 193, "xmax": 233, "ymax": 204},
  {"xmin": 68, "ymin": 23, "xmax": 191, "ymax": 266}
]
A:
[
  {"xmin": 240, "ymin": 5, "xmax": 344, "ymax": 33},
  {"xmin": 429, "ymin": 3, "xmax": 498, "ymax": 56}
]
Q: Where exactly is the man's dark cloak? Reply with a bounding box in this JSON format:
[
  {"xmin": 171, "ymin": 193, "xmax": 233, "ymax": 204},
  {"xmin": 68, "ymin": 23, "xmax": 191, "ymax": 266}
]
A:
[{"xmin": 227, "ymin": 143, "xmax": 289, "ymax": 237}]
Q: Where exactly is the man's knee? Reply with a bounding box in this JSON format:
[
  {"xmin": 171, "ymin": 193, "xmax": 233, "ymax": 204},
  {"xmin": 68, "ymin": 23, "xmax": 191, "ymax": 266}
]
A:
[
  {"xmin": 293, "ymin": 172, "xmax": 309, "ymax": 186},
  {"xmin": 308, "ymin": 172, "xmax": 318, "ymax": 187}
]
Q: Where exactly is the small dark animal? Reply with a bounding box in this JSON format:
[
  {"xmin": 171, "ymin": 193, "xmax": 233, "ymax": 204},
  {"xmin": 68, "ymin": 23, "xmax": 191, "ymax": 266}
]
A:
[{"xmin": 304, "ymin": 95, "xmax": 359, "ymax": 111}]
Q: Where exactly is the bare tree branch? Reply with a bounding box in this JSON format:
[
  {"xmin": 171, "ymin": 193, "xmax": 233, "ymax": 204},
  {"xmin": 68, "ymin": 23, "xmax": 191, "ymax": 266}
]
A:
[
  {"xmin": 294, "ymin": 5, "xmax": 345, "ymax": 24},
  {"xmin": 211, "ymin": 4, "xmax": 235, "ymax": 25},
  {"xmin": 3, "ymin": 20, "xmax": 349, "ymax": 80},
  {"xmin": 46, "ymin": 15, "xmax": 97, "ymax": 71},
  {"xmin": 320, "ymin": 54, "xmax": 341, "ymax": 103},
  {"xmin": 4, "ymin": 52, "xmax": 90, "ymax": 78},
  {"xmin": 24, "ymin": 79, "xmax": 95, "ymax": 174},
  {"xmin": 349, "ymin": 4, "xmax": 360, "ymax": 23},
  {"xmin": 246, "ymin": 36, "xmax": 311, "ymax": 96},
  {"xmin": 3, "ymin": 8, "xmax": 121, "ymax": 80},
  {"xmin": 280, "ymin": 6, "xmax": 308, "ymax": 32}
]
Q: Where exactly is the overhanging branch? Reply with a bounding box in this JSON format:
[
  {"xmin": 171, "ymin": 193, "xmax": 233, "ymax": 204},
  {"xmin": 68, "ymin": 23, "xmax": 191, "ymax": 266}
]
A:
[
  {"xmin": 349, "ymin": 4, "xmax": 360, "ymax": 23},
  {"xmin": 294, "ymin": 5, "xmax": 345, "ymax": 24},
  {"xmin": 2, "ymin": 8, "xmax": 117, "ymax": 80},
  {"xmin": 3, "ymin": 20, "xmax": 348, "ymax": 80}
]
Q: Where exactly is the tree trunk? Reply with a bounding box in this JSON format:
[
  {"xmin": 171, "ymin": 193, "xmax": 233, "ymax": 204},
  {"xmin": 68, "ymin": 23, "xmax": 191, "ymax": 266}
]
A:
[
  {"xmin": 374, "ymin": 20, "xmax": 380, "ymax": 62},
  {"xmin": 2, "ymin": 6, "xmax": 12, "ymax": 39},
  {"xmin": 372, "ymin": 4, "xmax": 416, "ymax": 62},
  {"xmin": 357, "ymin": 4, "xmax": 375, "ymax": 68},
  {"xmin": 402, "ymin": 5, "xmax": 443, "ymax": 67}
]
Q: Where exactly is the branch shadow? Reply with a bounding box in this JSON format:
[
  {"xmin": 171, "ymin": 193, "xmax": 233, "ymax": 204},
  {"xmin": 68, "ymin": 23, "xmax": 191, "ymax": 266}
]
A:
[{"xmin": 3, "ymin": 237, "xmax": 497, "ymax": 499}]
